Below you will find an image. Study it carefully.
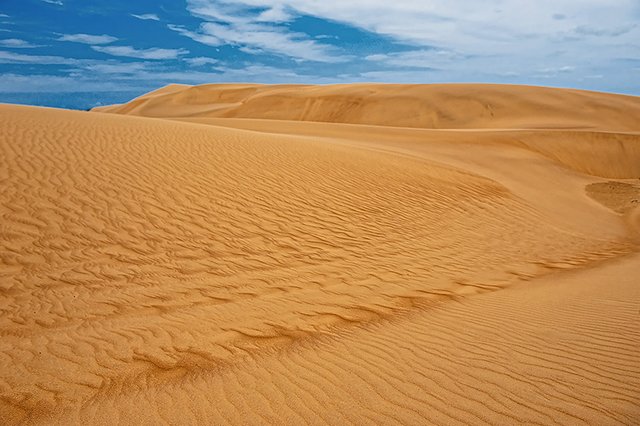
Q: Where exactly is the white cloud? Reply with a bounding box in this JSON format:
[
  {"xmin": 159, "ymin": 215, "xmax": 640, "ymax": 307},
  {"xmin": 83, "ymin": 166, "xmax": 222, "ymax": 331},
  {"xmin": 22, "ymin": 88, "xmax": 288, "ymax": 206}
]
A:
[
  {"xmin": 0, "ymin": 50, "xmax": 78, "ymax": 64},
  {"xmin": 539, "ymin": 65, "xmax": 575, "ymax": 74},
  {"xmin": 217, "ymin": 0, "xmax": 640, "ymax": 48},
  {"xmin": 3, "ymin": 0, "xmax": 639, "ymax": 96},
  {"xmin": 0, "ymin": 73, "xmax": 140, "ymax": 93},
  {"xmin": 82, "ymin": 62, "xmax": 151, "ymax": 75},
  {"xmin": 127, "ymin": 65, "xmax": 339, "ymax": 85},
  {"xmin": 255, "ymin": 5, "xmax": 291, "ymax": 22},
  {"xmin": 41, "ymin": 0, "xmax": 63, "ymax": 5},
  {"xmin": 185, "ymin": 1, "xmax": 250, "ymax": 25},
  {"xmin": 168, "ymin": 24, "xmax": 222, "ymax": 46},
  {"xmin": 186, "ymin": 0, "xmax": 640, "ymax": 75},
  {"xmin": 92, "ymin": 45, "xmax": 189, "ymax": 60},
  {"xmin": 0, "ymin": 14, "xmax": 9, "ymax": 18},
  {"xmin": 238, "ymin": 46, "xmax": 264, "ymax": 55},
  {"xmin": 0, "ymin": 39, "xmax": 41, "ymax": 48},
  {"xmin": 0, "ymin": 61, "xmax": 337, "ymax": 94},
  {"xmin": 0, "ymin": 65, "xmax": 319, "ymax": 95},
  {"xmin": 131, "ymin": 13, "xmax": 160, "ymax": 21},
  {"xmin": 184, "ymin": 57, "xmax": 218, "ymax": 66},
  {"xmin": 58, "ymin": 34, "xmax": 118, "ymax": 45},
  {"xmin": 200, "ymin": 22, "xmax": 344, "ymax": 62},
  {"xmin": 535, "ymin": 65, "xmax": 576, "ymax": 78},
  {"xmin": 0, "ymin": 52, "xmax": 154, "ymax": 75},
  {"xmin": 574, "ymin": 24, "xmax": 637, "ymax": 37},
  {"xmin": 179, "ymin": 0, "xmax": 344, "ymax": 62},
  {"xmin": 364, "ymin": 54, "xmax": 388, "ymax": 62},
  {"xmin": 365, "ymin": 49, "xmax": 466, "ymax": 69}
]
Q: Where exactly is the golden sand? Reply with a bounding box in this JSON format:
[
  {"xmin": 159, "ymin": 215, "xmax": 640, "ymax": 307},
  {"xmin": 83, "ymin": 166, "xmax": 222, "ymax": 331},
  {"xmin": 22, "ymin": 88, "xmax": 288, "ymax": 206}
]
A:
[{"xmin": 1, "ymin": 84, "xmax": 639, "ymax": 424}]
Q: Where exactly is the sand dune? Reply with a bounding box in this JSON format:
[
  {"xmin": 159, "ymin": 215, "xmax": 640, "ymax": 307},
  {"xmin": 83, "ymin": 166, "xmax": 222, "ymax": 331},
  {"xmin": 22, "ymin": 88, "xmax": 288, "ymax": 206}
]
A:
[
  {"xmin": 95, "ymin": 83, "xmax": 640, "ymax": 131},
  {"xmin": 2, "ymin": 83, "xmax": 640, "ymax": 424}
]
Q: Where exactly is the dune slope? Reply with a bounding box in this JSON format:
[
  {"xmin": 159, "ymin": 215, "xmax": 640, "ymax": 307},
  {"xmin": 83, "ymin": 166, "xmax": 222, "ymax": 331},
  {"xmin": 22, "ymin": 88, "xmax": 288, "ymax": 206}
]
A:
[
  {"xmin": 2, "ymin": 83, "xmax": 640, "ymax": 425},
  {"xmin": 95, "ymin": 83, "xmax": 640, "ymax": 131}
]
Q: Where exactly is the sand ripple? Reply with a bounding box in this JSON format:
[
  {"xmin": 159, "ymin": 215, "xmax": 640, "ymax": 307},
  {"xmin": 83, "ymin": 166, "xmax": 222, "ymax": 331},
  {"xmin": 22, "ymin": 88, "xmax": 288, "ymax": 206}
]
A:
[{"xmin": 2, "ymin": 84, "xmax": 640, "ymax": 424}]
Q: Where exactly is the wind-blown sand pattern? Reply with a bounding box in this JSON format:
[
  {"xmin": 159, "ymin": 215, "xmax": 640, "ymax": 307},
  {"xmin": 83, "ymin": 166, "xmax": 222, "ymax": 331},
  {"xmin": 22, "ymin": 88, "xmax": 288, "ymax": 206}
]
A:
[{"xmin": 1, "ymin": 84, "xmax": 640, "ymax": 424}]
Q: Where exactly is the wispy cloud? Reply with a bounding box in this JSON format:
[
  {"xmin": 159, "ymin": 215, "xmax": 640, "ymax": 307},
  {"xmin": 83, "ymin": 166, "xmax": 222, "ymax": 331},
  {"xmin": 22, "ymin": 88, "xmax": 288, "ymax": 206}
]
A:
[
  {"xmin": 255, "ymin": 5, "xmax": 292, "ymax": 23},
  {"xmin": 0, "ymin": 73, "xmax": 140, "ymax": 93},
  {"xmin": 0, "ymin": 39, "xmax": 42, "ymax": 48},
  {"xmin": 92, "ymin": 45, "xmax": 188, "ymax": 60},
  {"xmin": 58, "ymin": 34, "xmax": 118, "ymax": 45},
  {"xmin": 168, "ymin": 24, "xmax": 221, "ymax": 46},
  {"xmin": 200, "ymin": 22, "xmax": 344, "ymax": 62},
  {"xmin": 2, "ymin": 0, "xmax": 640, "ymax": 101},
  {"xmin": 179, "ymin": 0, "xmax": 344, "ymax": 62},
  {"xmin": 535, "ymin": 65, "xmax": 576, "ymax": 78},
  {"xmin": 82, "ymin": 62, "xmax": 151, "ymax": 75},
  {"xmin": 539, "ymin": 65, "xmax": 575, "ymax": 74},
  {"xmin": 365, "ymin": 49, "xmax": 465, "ymax": 69},
  {"xmin": 574, "ymin": 24, "xmax": 637, "ymax": 38},
  {"xmin": 121, "ymin": 64, "xmax": 335, "ymax": 86},
  {"xmin": 219, "ymin": 1, "xmax": 640, "ymax": 48},
  {"xmin": 184, "ymin": 57, "xmax": 218, "ymax": 66},
  {"xmin": 185, "ymin": 1, "xmax": 250, "ymax": 25},
  {"xmin": 0, "ymin": 63, "xmax": 330, "ymax": 94},
  {"xmin": 131, "ymin": 13, "xmax": 160, "ymax": 21},
  {"xmin": 0, "ymin": 50, "xmax": 78, "ymax": 64},
  {"xmin": 200, "ymin": 0, "xmax": 640, "ymax": 71}
]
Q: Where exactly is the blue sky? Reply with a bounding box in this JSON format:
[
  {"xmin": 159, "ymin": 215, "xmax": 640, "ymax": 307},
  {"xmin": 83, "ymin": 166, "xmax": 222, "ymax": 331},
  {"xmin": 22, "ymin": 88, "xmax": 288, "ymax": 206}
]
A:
[{"xmin": 1, "ymin": 0, "xmax": 639, "ymax": 109}]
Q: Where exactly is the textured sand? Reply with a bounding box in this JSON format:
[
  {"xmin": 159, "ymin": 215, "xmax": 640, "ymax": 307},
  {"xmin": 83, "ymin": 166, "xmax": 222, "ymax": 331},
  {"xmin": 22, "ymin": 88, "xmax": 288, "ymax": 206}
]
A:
[{"xmin": 2, "ymin": 84, "xmax": 640, "ymax": 424}]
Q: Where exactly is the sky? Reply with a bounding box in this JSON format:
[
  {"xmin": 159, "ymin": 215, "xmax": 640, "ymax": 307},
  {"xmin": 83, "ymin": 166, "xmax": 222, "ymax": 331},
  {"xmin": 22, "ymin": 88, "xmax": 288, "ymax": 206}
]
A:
[{"xmin": 1, "ymin": 0, "xmax": 639, "ymax": 109}]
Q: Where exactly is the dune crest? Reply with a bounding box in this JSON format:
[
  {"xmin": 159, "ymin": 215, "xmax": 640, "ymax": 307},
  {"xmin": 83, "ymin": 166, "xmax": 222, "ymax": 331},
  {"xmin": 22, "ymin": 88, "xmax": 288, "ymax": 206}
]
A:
[
  {"xmin": 97, "ymin": 83, "xmax": 640, "ymax": 179},
  {"xmin": 95, "ymin": 83, "xmax": 640, "ymax": 131},
  {"xmin": 2, "ymin": 83, "xmax": 640, "ymax": 424}
]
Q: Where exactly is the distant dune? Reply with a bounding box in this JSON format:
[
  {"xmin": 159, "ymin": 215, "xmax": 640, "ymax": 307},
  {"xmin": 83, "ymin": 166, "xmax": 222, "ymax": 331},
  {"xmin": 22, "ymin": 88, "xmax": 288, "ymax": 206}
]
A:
[
  {"xmin": 98, "ymin": 83, "xmax": 640, "ymax": 178},
  {"xmin": 2, "ymin": 84, "xmax": 640, "ymax": 424},
  {"xmin": 95, "ymin": 83, "xmax": 640, "ymax": 131}
]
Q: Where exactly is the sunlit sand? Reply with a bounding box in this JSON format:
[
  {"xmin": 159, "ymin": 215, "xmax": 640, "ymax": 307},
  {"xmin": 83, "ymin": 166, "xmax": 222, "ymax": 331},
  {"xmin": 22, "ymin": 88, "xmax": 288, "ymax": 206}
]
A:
[{"xmin": 1, "ymin": 83, "xmax": 639, "ymax": 424}]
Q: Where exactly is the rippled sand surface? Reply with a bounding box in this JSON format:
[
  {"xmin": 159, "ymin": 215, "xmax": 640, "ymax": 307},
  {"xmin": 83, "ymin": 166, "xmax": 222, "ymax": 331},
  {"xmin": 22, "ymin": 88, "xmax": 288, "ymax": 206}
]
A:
[{"xmin": 2, "ymin": 84, "xmax": 639, "ymax": 424}]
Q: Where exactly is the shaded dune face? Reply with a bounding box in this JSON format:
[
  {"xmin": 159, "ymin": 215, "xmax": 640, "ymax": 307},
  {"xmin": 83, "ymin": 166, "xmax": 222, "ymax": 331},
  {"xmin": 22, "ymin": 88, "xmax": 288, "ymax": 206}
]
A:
[{"xmin": 2, "ymin": 83, "xmax": 640, "ymax": 424}]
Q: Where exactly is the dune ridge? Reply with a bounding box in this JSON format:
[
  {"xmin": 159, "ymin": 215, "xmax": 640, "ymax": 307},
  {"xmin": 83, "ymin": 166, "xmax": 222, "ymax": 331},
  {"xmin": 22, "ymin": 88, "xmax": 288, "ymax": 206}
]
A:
[
  {"xmin": 2, "ymin": 83, "xmax": 640, "ymax": 424},
  {"xmin": 95, "ymin": 83, "xmax": 640, "ymax": 131},
  {"xmin": 98, "ymin": 83, "xmax": 640, "ymax": 179}
]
